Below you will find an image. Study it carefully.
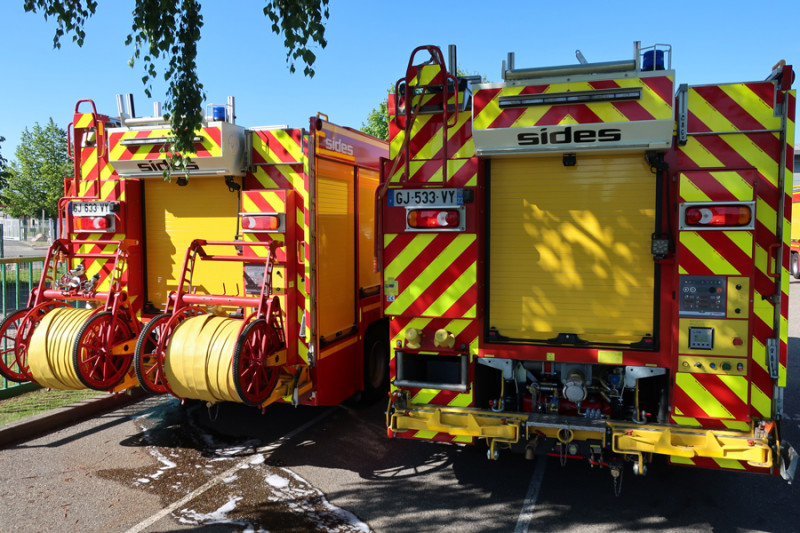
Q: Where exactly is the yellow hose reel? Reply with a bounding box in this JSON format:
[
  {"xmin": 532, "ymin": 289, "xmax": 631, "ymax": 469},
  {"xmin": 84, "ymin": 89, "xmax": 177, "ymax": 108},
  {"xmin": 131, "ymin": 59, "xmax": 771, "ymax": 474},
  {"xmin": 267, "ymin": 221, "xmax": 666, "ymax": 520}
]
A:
[
  {"xmin": 159, "ymin": 314, "xmax": 284, "ymax": 406},
  {"xmin": 26, "ymin": 307, "xmax": 135, "ymax": 391}
]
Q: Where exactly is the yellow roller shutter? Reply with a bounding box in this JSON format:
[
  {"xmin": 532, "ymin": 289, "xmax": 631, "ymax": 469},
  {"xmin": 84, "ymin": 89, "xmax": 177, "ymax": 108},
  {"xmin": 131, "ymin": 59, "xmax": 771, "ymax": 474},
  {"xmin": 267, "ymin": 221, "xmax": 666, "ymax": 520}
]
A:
[
  {"xmin": 316, "ymin": 159, "xmax": 356, "ymax": 340},
  {"xmin": 144, "ymin": 178, "xmax": 241, "ymax": 309},
  {"xmin": 489, "ymin": 154, "xmax": 656, "ymax": 345}
]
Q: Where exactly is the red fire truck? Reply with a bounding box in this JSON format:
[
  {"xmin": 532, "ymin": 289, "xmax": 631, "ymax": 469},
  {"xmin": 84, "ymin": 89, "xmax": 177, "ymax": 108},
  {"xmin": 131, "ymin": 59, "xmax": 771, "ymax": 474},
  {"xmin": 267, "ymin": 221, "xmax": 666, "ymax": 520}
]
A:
[
  {"xmin": 791, "ymin": 181, "xmax": 800, "ymax": 278},
  {"xmin": 0, "ymin": 96, "xmax": 390, "ymax": 412},
  {"xmin": 379, "ymin": 43, "xmax": 797, "ymax": 483}
]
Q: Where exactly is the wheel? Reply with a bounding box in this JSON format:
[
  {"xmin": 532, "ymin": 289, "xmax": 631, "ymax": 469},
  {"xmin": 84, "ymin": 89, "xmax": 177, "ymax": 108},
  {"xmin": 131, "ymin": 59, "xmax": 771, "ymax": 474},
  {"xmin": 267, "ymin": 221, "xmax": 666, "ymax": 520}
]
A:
[
  {"xmin": 134, "ymin": 313, "xmax": 171, "ymax": 394},
  {"xmin": 72, "ymin": 311, "xmax": 135, "ymax": 390},
  {"xmin": 232, "ymin": 319, "xmax": 282, "ymax": 406},
  {"xmin": 0, "ymin": 308, "xmax": 31, "ymax": 382},
  {"xmin": 791, "ymin": 252, "xmax": 800, "ymax": 280},
  {"xmin": 361, "ymin": 323, "xmax": 390, "ymax": 404}
]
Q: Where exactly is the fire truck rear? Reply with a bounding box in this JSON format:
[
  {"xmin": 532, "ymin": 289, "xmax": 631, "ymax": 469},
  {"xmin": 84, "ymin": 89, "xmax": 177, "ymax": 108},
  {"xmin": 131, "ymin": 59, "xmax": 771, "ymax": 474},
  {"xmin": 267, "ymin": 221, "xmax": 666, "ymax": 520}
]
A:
[
  {"xmin": 0, "ymin": 96, "xmax": 389, "ymax": 413},
  {"xmin": 380, "ymin": 43, "xmax": 797, "ymax": 482}
]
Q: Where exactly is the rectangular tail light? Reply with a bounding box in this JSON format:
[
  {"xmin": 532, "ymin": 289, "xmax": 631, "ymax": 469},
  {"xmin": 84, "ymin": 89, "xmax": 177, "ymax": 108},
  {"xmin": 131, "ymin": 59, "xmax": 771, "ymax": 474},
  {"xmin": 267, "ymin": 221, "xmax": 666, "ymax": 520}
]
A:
[
  {"xmin": 74, "ymin": 215, "xmax": 115, "ymax": 232},
  {"xmin": 406, "ymin": 208, "xmax": 464, "ymax": 231},
  {"xmin": 679, "ymin": 202, "xmax": 755, "ymax": 230},
  {"xmin": 241, "ymin": 214, "xmax": 285, "ymax": 233}
]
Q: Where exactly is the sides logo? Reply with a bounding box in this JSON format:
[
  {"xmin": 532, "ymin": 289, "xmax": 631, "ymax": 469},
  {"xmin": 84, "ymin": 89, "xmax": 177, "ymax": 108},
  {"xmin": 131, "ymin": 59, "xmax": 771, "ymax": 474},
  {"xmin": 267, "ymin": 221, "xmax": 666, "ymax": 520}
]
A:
[
  {"xmin": 137, "ymin": 161, "xmax": 200, "ymax": 172},
  {"xmin": 517, "ymin": 126, "xmax": 622, "ymax": 146},
  {"xmin": 324, "ymin": 137, "xmax": 355, "ymax": 156}
]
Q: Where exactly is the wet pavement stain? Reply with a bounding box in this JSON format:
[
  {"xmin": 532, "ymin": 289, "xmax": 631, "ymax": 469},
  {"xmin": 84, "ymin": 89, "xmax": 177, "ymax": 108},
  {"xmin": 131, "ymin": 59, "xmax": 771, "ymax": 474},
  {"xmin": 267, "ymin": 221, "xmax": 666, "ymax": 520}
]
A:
[{"xmin": 96, "ymin": 398, "xmax": 371, "ymax": 532}]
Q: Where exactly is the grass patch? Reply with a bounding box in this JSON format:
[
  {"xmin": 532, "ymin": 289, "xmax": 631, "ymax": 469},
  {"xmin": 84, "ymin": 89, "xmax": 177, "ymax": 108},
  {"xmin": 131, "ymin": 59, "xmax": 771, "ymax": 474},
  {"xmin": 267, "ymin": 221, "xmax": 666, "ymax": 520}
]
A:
[{"xmin": 0, "ymin": 387, "xmax": 103, "ymax": 426}]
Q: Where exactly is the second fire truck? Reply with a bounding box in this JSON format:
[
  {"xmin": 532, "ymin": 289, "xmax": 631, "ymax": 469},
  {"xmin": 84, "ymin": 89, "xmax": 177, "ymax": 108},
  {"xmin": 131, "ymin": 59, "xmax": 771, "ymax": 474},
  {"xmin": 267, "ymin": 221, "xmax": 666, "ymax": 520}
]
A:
[{"xmin": 379, "ymin": 42, "xmax": 797, "ymax": 483}]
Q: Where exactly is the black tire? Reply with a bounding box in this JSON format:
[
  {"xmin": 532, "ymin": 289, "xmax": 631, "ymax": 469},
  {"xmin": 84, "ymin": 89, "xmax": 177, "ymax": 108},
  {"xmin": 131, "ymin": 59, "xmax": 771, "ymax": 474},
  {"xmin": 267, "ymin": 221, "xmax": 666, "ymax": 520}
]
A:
[
  {"xmin": 361, "ymin": 322, "xmax": 390, "ymax": 404},
  {"xmin": 791, "ymin": 252, "xmax": 800, "ymax": 280}
]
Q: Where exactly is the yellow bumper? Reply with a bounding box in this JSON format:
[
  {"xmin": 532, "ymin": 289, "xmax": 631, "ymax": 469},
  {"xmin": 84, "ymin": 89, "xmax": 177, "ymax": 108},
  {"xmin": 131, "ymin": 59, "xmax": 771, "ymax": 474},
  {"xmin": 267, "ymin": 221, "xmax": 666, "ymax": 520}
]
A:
[
  {"xmin": 609, "ymin": 423, "xmax": 771, "ymax": 467},
  {"xmin": 389, "ymin": 404, "xmax": 773, "ymax": 467}
]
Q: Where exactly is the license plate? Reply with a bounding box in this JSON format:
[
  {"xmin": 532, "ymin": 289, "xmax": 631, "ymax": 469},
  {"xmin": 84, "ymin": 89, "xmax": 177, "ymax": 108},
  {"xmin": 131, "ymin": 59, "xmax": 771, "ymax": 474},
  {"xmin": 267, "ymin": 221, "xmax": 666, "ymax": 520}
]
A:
[
  {"xmin": 388, "ymin": 188, "xmax": 463, "ymax": 207},
  {"xmin": 71, "ymin": 201, "xmax": 116, "ymax": 216}
]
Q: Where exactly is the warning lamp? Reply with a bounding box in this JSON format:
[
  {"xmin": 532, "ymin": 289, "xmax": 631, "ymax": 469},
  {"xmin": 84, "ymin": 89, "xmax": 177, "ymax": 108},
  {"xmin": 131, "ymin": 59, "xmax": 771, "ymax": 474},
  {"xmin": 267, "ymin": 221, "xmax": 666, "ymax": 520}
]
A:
[
  {"xmin": 74, "ymin": 215, "xmax": 115, "ymax": 232},
  {"xmin": 679, "ymin": 202, "xmax": 755, "ymax": 230},
  {"xmin": 241, "ymin": 214, "xmax": 283, "ymax": 233},
  {"xmin": 407, "ymin": 209, "xmax": 461, "ymax": 230}
]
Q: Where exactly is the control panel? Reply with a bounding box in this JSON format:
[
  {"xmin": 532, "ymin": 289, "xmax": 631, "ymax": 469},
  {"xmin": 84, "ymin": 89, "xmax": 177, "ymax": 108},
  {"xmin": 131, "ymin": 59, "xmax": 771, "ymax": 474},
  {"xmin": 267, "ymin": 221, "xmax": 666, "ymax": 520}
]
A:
[
  {"xmin": 678, "ymin": 356, "xmax": 747, "ymax": 376},
  {"xmin": 679, "ymin": 276, "xmax": 726, "ymax": 317}
]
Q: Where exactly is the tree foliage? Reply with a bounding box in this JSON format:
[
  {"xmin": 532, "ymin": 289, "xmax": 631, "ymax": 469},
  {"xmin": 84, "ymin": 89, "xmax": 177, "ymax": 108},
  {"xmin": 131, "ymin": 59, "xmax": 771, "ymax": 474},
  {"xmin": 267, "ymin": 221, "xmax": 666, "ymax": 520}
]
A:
[
  {"xmin": 24, "ymin": 0, "xmax": 330, "ymax": 165},
  {"xmin": 0, "ymin": 136, "xmax": 10, "ymax": 191},
  {"xmin": 1, "ymin": 119, "xmax": 71, "ymax": 218},
  {"xmin": 361, "ymin": 100, "xmax": 389, "ymax": 140}
]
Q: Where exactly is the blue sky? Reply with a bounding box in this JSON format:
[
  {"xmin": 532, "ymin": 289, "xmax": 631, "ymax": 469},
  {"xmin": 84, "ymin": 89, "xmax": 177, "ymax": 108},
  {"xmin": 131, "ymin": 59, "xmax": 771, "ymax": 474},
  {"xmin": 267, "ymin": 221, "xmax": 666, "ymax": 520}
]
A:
[{"xmin": 1, "ymin": 1, "xmax": 798, "ymax": 160}]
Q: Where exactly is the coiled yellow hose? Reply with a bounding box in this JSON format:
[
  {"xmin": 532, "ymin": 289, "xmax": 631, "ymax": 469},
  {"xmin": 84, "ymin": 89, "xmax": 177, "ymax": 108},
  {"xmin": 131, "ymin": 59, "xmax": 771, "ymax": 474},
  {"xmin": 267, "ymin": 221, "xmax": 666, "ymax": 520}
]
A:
[
  {"xmin": 164, "ymin": 315, "xmax": 242, "ymax": 403},
  {"xmin": 28, "ymin": 308, "xmax": 94, "ymax": 390}
]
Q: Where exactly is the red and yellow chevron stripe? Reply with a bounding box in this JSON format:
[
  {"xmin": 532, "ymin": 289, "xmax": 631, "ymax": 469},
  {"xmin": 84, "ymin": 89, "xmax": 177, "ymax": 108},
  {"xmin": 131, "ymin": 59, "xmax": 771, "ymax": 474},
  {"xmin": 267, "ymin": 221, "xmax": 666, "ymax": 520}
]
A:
[
  {"xmin": 248, "ymin": 129, "xmax": 309, "ymax": 365},
  {"xmin": 677, "ymin": 171, "xmax": 755, "ymax": 276},
  {"xmin": 383, "ymin": 233, "xmax": 477, "ymax": 319},
  {"xmin": 675, "ymin": 80, "xmax": 795, "ymax": 424},
  {"xmin": 472, "ymin": 76, "xmax": 674, "ymax": 130},
  {"xmin": 109, "ymin": 126, "xmax": 223, "ymax": 161}
]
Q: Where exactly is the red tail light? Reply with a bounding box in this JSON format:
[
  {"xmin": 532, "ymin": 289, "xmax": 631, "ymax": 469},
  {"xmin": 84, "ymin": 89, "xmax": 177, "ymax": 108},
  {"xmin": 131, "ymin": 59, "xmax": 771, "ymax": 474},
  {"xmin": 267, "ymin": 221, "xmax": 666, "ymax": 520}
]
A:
[
  {"xmin": 407, "ymin": 209, "xmax": 460, "ymax": 229},
  {"xmin": 684, "ymin": 205, "xmax": 752, "ymax": 227},
  {"xmin": 242, "ymin": 215, "xmax": 282, "ymax": 232},
  {"xmin": 74, "ymin": 216, "xmax": 114, "ymax": 232}
]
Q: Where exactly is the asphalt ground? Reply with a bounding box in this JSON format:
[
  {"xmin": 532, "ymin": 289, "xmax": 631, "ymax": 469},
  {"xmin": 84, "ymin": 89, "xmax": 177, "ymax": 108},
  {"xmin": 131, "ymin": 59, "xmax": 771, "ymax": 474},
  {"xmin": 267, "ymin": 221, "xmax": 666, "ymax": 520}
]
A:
[{"xmin": 0, "ymin": 268, "xmax": 797, "ymax": 532}]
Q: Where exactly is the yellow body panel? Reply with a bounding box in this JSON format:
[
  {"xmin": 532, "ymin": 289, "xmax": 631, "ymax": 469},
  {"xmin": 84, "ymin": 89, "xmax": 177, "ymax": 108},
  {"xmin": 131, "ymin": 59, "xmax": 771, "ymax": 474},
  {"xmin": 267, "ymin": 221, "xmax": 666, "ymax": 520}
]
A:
[
  {"xmin": 143, "ymin": 178, "xmax": 241, "ymax": 308},
  {"xmin": 358, "ymin": 169, "xmax": 380, "ymax": 292},
  {"xmin": 316, "ymin": 159, "xmax": 356, "ymax": 340},
  {"xmin": 488, "ymin": 154, "xmax": 655, "ymax": 343}
]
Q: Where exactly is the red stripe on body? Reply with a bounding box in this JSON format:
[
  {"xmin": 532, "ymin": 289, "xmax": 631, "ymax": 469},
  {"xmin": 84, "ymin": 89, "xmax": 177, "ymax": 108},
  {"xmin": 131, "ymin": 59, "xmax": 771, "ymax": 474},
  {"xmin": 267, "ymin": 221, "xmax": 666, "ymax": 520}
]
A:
[
  {"xmin": 405, "ymin": 242, "xmax": 476, "ymax": 316},
  {"xmin": 385, "ymin": 234, "xmax": 459, "ymax": 293}
]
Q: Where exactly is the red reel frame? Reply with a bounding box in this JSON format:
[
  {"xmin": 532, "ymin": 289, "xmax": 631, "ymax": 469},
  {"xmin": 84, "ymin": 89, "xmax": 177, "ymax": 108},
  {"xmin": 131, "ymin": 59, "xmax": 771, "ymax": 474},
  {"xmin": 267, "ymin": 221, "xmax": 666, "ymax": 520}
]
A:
[
  {"xmin": 146, "ymin": 306, "xmax": 207, "ymax": 397},
  {"xmin": 0, "ymin": 301, "xmax": 72, "ymax": 383},
  {"xmin": 232, "ymin": 296, "xmax": 286, "ymax": 406},
  {"xmin": 72, "ymin": 310, "xmax": 135, "ymax": 390}
]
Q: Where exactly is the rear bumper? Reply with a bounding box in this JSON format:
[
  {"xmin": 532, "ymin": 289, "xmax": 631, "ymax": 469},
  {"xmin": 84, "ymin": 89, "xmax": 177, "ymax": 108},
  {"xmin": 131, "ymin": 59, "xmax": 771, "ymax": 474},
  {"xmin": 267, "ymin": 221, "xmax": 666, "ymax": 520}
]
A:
[{"xmin": 388, "ymin": 402, "xmax": 779, "ymax": 470}]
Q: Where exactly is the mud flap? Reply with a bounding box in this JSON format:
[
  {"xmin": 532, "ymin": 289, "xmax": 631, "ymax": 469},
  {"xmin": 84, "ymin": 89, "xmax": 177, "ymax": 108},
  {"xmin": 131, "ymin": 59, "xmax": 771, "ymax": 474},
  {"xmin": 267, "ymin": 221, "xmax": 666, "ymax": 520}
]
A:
[{"xmin": 780, "ymin": 440, "xmax": 798, "ymax": 483}]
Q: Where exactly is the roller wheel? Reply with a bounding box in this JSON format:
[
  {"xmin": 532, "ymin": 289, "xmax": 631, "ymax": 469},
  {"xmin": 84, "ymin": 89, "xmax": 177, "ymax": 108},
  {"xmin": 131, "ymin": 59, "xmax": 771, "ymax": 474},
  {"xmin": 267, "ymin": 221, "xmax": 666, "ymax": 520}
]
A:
[
  {"xmin": 134, "ymin": 313, "xmax": 171, "ymax": 394},
  {"xmin": 0, "ymin": 308, "xmax": 31, "ymax": 382},
  {"xmin": 72, "ymin": 311, "xmax": 135, "ymax": 390},
  {"xmin": 232, "ymin": 319, "xmax": 282, "ymax": 406}
]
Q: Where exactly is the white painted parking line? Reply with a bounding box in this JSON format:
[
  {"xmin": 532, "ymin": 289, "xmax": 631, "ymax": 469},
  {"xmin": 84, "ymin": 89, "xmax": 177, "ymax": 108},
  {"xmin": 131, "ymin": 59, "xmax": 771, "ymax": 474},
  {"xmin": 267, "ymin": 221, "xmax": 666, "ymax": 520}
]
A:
[
  {"xmin": 513, "ymin": 454, "xmax": 548, "ymax": 533},
  {"xmin": 124, "ymin": 406, "xmax": 338, "ymax": 533}
]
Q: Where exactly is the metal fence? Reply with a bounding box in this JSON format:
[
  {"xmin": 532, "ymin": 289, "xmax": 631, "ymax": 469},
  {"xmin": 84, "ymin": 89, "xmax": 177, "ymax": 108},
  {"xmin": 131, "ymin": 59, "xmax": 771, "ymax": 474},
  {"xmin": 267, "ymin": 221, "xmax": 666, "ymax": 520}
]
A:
[
  {"xmin": 1, "ymin": 256, "xmax": 46, "ymax": 396},
  {"xmin": 1, "ymin": 217, "xmax": 56, "ymax": 243}
]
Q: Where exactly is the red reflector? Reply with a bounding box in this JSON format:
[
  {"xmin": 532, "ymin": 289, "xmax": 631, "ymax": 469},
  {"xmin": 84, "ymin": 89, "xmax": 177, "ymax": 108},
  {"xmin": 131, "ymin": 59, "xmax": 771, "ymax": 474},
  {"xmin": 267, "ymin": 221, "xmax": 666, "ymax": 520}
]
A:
[
  {"xmin": 684, "ymin": 205, "xmax": 751, "ymax": 227},
  {"xmin": 242, "ymin": 215, "xmax": 281, "ymax": 231},
  {"xmin": 75, "ymin": 216, "xmax": 110, "ymax": 231},
  {"xmin": 407, "ymin": 209, "xmax": 460, "ymax": 229}
]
